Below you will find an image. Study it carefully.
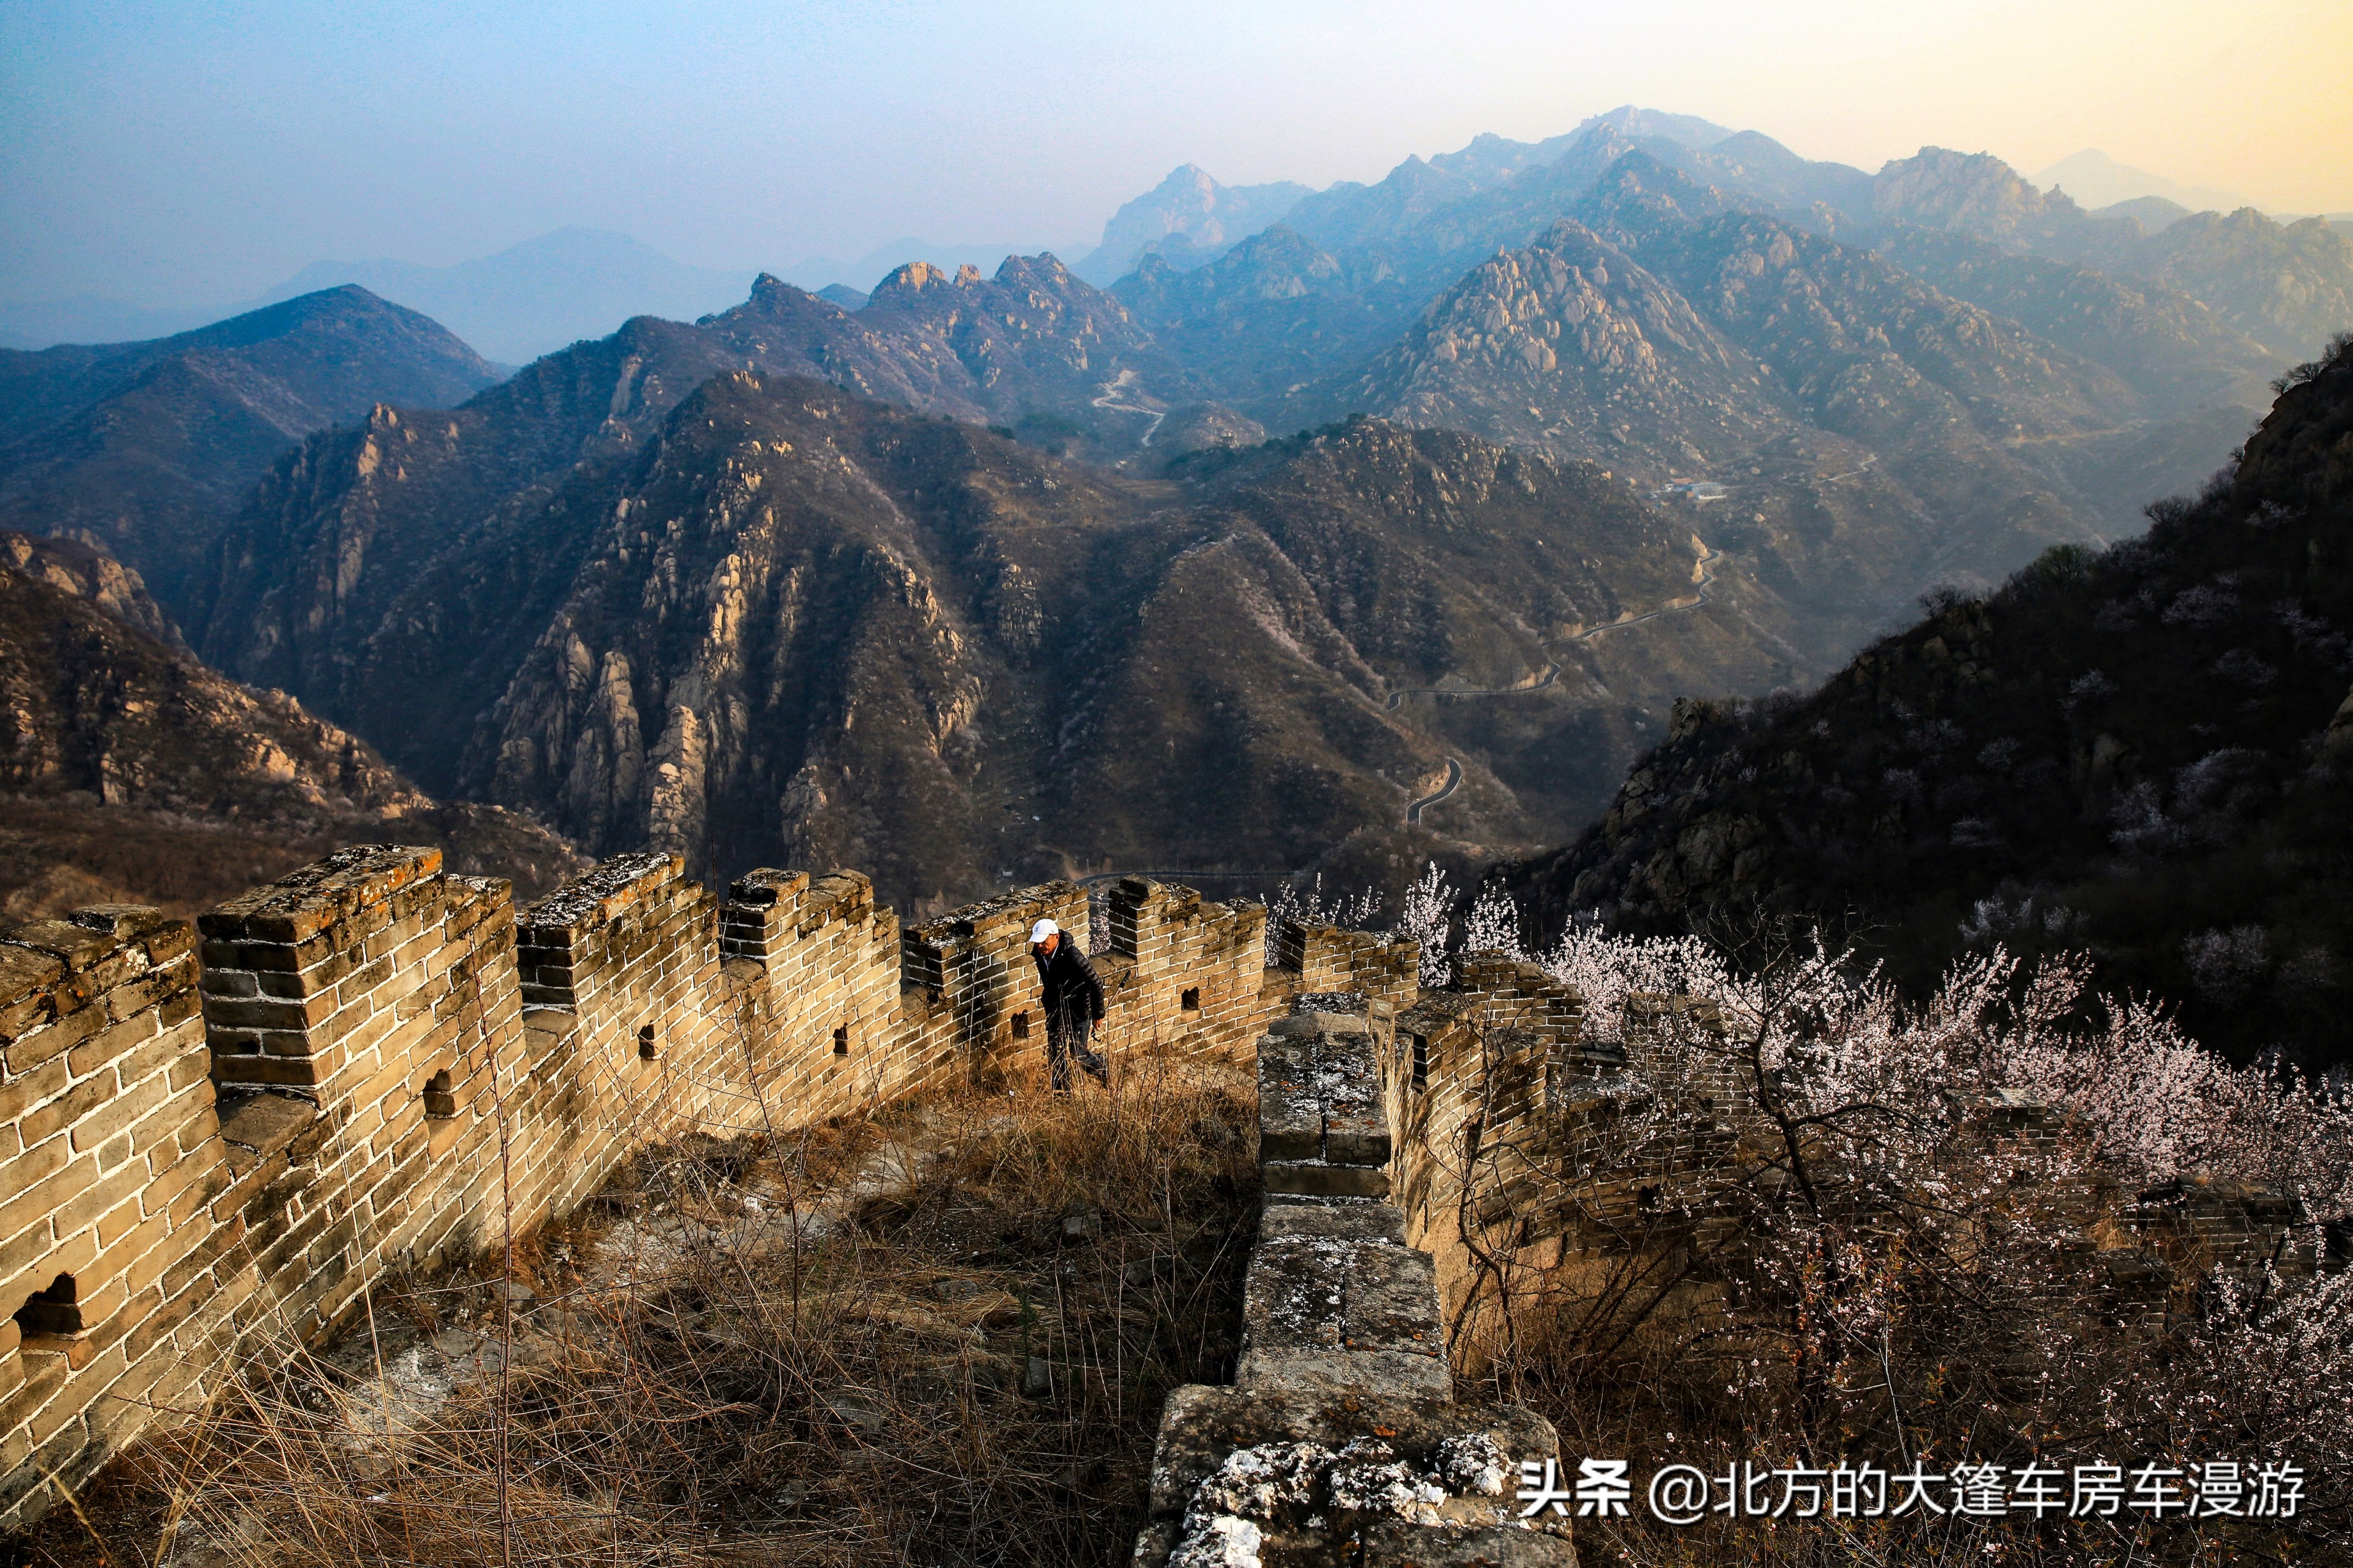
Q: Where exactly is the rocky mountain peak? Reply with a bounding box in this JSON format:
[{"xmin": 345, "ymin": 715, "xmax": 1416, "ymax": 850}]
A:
[
  {"xmin": 1079, "ymin": 166, "xmax": 1313, "ymax": 284},
  {"xmin": 992, "ymin": 252, "xmax": 1075, "ymax": 290},
  {"xmin": 1872, "ymin": 147, "xmax": 2087, "ymax": 245},
  {"xmin": 875, "ymin": 259, "xmax": 952, "ymax": 297},
  {"xmin": 1345, "ymin": 214, "xmax": 1764, "ymax": 470}
]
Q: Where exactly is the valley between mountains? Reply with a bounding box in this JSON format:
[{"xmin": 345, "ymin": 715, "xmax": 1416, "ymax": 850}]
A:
[{"xmin": 4, "ymin": 106, "xmax": 2349, "ymax": 920}]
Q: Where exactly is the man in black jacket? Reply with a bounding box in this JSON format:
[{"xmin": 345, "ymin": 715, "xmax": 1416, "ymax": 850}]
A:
[{"xmin": 1030, "ymin": 917, "xmax": 1107, "ymax": 1090}]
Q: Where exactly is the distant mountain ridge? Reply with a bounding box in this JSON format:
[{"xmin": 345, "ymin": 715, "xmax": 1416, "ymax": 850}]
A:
[
  {"xmin": 2033, "ymin": 149, "xmax": 2250, "ymax": 217},
  {"xmin": 1870, "ymin": 148, "xmax": 2353, "ymax": 355},
  {"xmin": 0, "ymin": 285, "xmax": 500, "ymax": 619},
  {"xmin": 1074, "ymin": 166, "xmax": 1316, "ymax": 284},
  {"xmin": 262, "ymin": 227, "xmax": 754, "ymax": 364}
]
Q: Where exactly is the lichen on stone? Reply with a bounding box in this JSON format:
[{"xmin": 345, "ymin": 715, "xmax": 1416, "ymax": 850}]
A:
[
  {"xmin": 1167, "ymin": 1512, "xmax": 1263, "ymax": 1568},
  {"xmin": 1325, "ymin": 1436, "xmax": 1448, "ymax": 1524},
  {"xmin": 1435, "ymin": 1431, "xmax": 1510, "ymax": 1496},
  {"xmin": 1190, "ymin": 1440, "xmax": 1329, "ymax": 1519}
]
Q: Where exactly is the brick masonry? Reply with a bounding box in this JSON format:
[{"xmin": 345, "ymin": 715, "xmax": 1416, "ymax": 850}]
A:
[
  {"xmin": 0, "ymin": 849, "xmax": 1412, "ymax": 1525},
  {"xmin": 12, "ymin": 866, "xmax": 2307, "ymax": 1531}
]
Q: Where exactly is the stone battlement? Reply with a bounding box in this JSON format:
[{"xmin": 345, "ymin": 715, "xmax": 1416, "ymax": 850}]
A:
[{"xmin": 0, "ymin": 848, "xmax": 1354, "ymax": 1526}]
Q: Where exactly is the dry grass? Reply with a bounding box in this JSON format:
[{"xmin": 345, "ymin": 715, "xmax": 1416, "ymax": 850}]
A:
[{"xmin": 12, "ymin": 1049, "xmax": 1258, "ymax": 1568}]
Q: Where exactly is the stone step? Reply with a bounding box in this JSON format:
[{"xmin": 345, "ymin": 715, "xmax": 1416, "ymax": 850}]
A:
[
  {"xmin": 1237, "ymin": 1201, "xmax": 1449, "ymax": 1400},
  {"xmin": 1132, "ymin": 1383, "xmax": 1575, "ymax": 1567}
]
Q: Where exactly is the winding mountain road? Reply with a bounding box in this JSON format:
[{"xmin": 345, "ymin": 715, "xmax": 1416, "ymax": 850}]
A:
[
  {"xmin": 1093, "ymin": 369, "xmax": 1166, "ymax": 447},
  {"xmin": 1402, "ymin": 757, "xmax": 1463, "ymax": 825},
  {"xmin": 1390, "ymin": 542, "xmax": 1722, "ymax": 826}
]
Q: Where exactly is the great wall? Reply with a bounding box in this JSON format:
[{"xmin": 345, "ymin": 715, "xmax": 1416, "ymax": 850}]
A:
[{"xmin": 0, "ymin": 844, "xmax": 2332, "ymax": 1562}]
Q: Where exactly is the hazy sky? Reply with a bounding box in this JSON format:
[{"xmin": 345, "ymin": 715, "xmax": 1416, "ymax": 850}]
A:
[{"xmin": 5, "ymin": 0, "xmax": 2350, "ymax": 307}]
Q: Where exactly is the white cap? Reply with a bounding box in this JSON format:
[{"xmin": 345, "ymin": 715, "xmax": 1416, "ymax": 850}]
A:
[{"xmin": 1029, "ymin": 918, "xmax": 1059, "ymax": 944}]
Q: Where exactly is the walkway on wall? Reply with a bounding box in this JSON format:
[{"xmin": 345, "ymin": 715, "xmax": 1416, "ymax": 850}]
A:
[{"xmin": 1389, "ymin": 543, "xmax": 1722, "ymax": 826}]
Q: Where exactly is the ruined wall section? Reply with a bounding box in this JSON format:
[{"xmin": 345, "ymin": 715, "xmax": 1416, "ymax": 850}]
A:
[
  {"xmin": 3, "ymin": 849, "xmax": 1463, "ymax": 1527},
  {"xmin": 511, "ymin": 850, "xmax": 730, "ymax": 1220},
  {"xmin": 1274, "ymin": 921, "xmax": 1418, "ymax": 1018},
  {"xmin": 0, "ymin": 908, "xmax": 211, "ymax": 1519},
  {"xmin": 900, "ymin": 883, "xmax": 1088, "ymax": 1084},
  {"xmin": 0, "ymin": 845, "xmax": 903, "ymax": 1527},
  {"xmin": 1387, "ymin": 954, "xmax": 1590, "ymax": 1347},
  {"xmin": 1132, "ymin": 991, "xmax": 1576, "ymax": 1568},
  {"xmin": 198, "ymin": 847, "xmax": 528, "ymax": 1321}
]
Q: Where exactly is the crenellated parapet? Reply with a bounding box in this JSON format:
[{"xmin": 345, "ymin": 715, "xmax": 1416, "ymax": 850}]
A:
[
  {"xmin": 0, "ymin": 847, "xmax": 1426, "ymax": 1525},
  {"xmin": 1098, "ymin": 877, "xmax": 1271, "ymax": 1060},
  {"xmin": 899, "ymin": 881, "xmax": 1090, "ymax": 1084}
]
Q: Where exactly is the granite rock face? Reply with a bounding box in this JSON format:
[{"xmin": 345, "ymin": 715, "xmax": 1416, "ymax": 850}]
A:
[
  {"xmin": 0, "ymin": 544, "xmax": 580, "ymax": 919},
  {"xmin": 0, "ymin": 530, "xmax": 184, "ymax": 650}
]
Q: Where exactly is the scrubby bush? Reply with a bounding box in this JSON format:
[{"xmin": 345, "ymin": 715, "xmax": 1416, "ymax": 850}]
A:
[{"xmin": 1419, "ymin": 874, "xmax": 2353, "ymax": 1560}]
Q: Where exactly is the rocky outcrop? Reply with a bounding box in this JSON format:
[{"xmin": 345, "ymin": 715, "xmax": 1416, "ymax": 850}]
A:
[
  {"xmin": 1116, "ymin": 226, "xmax": 1427, "ymax": 412},
  {"xmin": 0, "ymin": 530, "xmax": 183, "ymax": 648},
  {"xmin": 0, "ymin": 552, "xmax": 580, "ymax": 918},
  {"xmin": 1157, "ymin": 403, "xmax": 1269, "ymax": 457}
]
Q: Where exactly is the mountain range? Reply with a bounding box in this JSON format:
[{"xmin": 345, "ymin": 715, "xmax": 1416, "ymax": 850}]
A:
[
  {"xmin": 6, "ymin": 105, "xmax": 2352, "ymax": 931},
  {"xmin": 190, "ymin": 334, "xmax": 1761, "ymax": 909},
  {"xmin": 2032, "ymin": 149, "xmax": 2250, "ymax": 220},
  {"xmin": 0, "ymin": 530, "xmax": 580, "ymax": 922},
  {"xmin": 259, "ymin": 227, "xmax": 755, "ymax": 365},
  {"xmin": 1506, "ymin": 330, "xmax": 2353, "ymax": 1065},
  {"xmin": 0, "ymin": 287, "xmax": 501, "ymax": 618}
]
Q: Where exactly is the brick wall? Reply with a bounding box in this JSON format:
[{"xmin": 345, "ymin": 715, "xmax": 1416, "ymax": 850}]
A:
[
  {"xmin": 2, "ymin": 853, "xmax": 1434, "ymax": 1526},
  {"xmin": 1096, "ymin": 878, "xmax": 1271, "ymax": 1060},
  {"xmin": 1385, "ymin": 953, "xmax": 1589, "ymax": 1331},
  {"xmin": 0, "ymin": 907, "xmax": 209, "ymax": 1510}
]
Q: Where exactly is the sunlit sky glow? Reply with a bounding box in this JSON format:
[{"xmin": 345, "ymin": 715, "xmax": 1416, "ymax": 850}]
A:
[{"xmin": 4, "ymin": 0, "xmax": 2349, "ymax": 307}]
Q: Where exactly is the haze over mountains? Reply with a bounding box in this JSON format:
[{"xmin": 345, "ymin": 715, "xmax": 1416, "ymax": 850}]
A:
[
  {"xmin": 2033, "ymin": 149, "xmax": 2252, "ymax": 222},
  {"xmin": 0, "ymin": 231, "xmax": 752, "ymax": 367},
  {"xmin": 5, "ymin": 104, "xmax": 2351, "ymax": 926}
]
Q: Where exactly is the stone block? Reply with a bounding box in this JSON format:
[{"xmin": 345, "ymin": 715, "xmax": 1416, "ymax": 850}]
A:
[
  {"xmin": 0, "ymin": 947, "xmax": 64, "ymax": 1020},
  {"xmin": 1263, "ymin": 1162, "xmax": 1392, "ymax": 1200},
  {"xmin": 200, "ymin": 845, "xmax": 443, "ymax": 944}
]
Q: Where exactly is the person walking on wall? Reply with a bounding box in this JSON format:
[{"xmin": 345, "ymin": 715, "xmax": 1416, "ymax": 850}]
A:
[{"xmin": 1030, "ymin": 917, "xmax": 1107, "ymax": 1091}]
